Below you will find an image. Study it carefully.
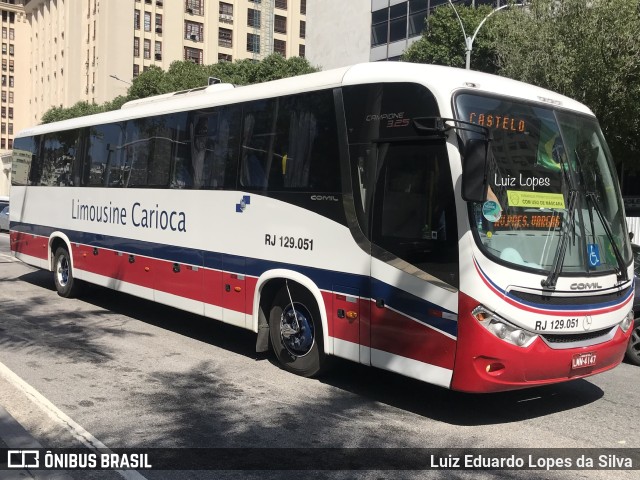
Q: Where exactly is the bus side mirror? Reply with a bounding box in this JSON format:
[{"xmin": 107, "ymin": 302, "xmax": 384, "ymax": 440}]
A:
[{"xmin": 461, "ymin": 138, "xmax": 489, "ymax": 203}]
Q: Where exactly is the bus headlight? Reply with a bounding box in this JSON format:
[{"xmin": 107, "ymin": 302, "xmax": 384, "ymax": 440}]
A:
[
  {"xmin": 620, "ymin": 310, "xmax": 634, "ymax": 333},
  {"xmin": 472, "ymin": 306, "xmax": 537, "ymax": 347}
]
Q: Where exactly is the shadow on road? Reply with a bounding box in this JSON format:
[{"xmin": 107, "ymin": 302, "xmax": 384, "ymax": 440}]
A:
[{"xmin": 13, "ymin": 268, "xmax": 605, "ymax": 433}]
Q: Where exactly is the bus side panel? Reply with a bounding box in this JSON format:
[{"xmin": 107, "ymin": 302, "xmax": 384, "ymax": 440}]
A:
[{"xmin": 12, "ymin": 231, "xmax": 48, "ymax": 263}]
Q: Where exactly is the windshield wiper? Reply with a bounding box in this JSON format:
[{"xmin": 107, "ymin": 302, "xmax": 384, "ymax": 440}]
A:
[
  {"xmin": 541, "ymin": 188, "xmax": 578, "ymax": 289},
  {"xmin": 583, "ymin": 191, "xmax": 629, "ymax": 282},
  {"xmin": 573, "ymin": 149, "xmax": 629, "ymax": 283}
]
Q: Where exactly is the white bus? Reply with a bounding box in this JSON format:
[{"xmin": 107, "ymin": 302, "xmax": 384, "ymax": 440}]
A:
[{"xmin": 10, "ymin": 63, "xmax": 635, "ymax": 392}]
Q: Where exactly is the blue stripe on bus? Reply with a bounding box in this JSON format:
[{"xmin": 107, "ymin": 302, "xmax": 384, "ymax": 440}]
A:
[
  {"xmin": 474, "ymin": 258, "xmax": 634, "ymax": 312},
  {"xmin": 12, "ymin": 222, "xmax": 458, "ymax": 336}
]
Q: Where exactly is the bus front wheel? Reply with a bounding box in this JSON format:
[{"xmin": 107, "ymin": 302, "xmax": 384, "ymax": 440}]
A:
[
  {"xmin": 53, "ymin": 247, "xmax": 80, "ymax": 298},
  {"xmin": 269, "ymin": 284, "xmax": 326, "ymax": 377}
]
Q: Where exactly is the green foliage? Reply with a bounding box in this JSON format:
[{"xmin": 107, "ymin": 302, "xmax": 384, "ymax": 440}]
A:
[
  {"xmin": 40, "ymin": 55, "xmax": 319, "ymax": 124},
  {"xmin": 127, "ymin": 65, "xmax": 167, "ymax": 100},
  {"xmin": 402, "ymin": 5, "xmax": 499, "ymax": 73},
  {"xmin": 495, "ymin": 0, "xmax": 640, "ymax": 168},
  {"xmin": 40, "ymin": 101, "xmax": 104, "ymax": 124}
]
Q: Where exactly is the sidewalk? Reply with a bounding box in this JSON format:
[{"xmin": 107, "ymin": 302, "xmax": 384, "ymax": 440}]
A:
[{"xmin": 0, "ymin": 404, "xmax": 73, "ymax": 480}]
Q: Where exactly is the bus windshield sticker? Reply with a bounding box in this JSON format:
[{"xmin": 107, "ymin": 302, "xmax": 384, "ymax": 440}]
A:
[
  {"xmin": 482, "ymin": 200, "xmax": 502, "ymax": 222},
  {"xmin": 506, "ymin": 190, "xmax": 565, "ymax": 209},
  {"xmin": 587, "ymin": 244, "xmax": 601, "ymax": 267}
]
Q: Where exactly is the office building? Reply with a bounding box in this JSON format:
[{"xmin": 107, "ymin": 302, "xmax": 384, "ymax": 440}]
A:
[
  {"xmin": 307, "ymin": 0, "xmax": 497, "ymax": 70},
  {"xmin": 24, "ymin": 0, "xmax": 307, "ymax": 125}
]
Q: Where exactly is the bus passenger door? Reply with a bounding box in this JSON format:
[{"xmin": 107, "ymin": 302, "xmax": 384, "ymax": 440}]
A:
[
  {"xmin": 221, "ymin": 255, "xmax": 246, "ymax": 328},
  {"xmin": 368, "ymin": 141, "xmax": 459, "ymax": 373}
]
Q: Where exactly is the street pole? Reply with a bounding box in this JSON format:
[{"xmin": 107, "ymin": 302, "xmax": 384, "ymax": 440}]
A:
[{"xmin": 447, "ymin": 1, "xmax": 525, "ymax": 70}]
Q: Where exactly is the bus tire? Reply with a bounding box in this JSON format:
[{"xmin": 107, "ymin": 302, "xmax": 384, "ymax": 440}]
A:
[
  {"xmin": 53, "ymin": 247, "xmax": 80, "ymax": 298},
  {"xmin": 269, "ymin": 284, "xmax": 326, "ymax": 377}
]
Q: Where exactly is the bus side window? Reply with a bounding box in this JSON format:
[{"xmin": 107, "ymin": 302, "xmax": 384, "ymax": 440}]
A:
[
  {"xmin": 240, "ymin": 92, "xmax": 340, "ymax": 192},
  {"xmin": 40, "ymin": 129, "xmax": 80, "ymax": 187},
  {"xmin": 88, "ymin": 123, "xmax": 126, "ymax": 187},
  {"xmin": 123, "ymin": 117, "xmax": 169, "ymax": 188},
  {"xmin": 240, "ymin": 99, "xmax": 277, "ymax": 190},
  {"xmin": 148, "ymin": 113, "xmax": 181, "ymax": 187},
  {"xmin": 206, "ymin": 105, "xmax": 241, "ymax": 190}
]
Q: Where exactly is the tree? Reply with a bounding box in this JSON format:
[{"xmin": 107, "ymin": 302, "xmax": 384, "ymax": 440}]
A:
[
  {"xmin": 40, "ymin": 55, "xmax": 319, "ymax": 123},
  {"xmin": 495, "ymin": 0, "xmax": 640, "ymax": 170},
  {"xmin": 402, "ymin": 4, "xmax": 501, "ymax": 73},
  {"xmin": 40, "ymin": 101, "xmax": 104, "ymax": 124},
  {"xmin": 126, "ymin": 65, "xmax": 167, "ymax": 100}
]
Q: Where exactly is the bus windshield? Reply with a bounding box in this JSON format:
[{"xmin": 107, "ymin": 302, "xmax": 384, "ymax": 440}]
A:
[{"xmin": 455, "ymin": 93, "xmax": 631, "ymax": 277}]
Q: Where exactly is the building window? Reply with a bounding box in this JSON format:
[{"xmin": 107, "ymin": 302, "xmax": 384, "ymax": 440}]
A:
[
  {"xmin": 219, "ymin": 2, "xmax": 233, "ymax": 23},
  {"xmin": 144, "ymin": 12, "xmax": 151, "ymax": 31},
  {"xmin": 300, "ymin": 20, "xmax": 305, "ymax": 39},
  {"xmin": 1, "ymin": 44, "xmax": 6, "ymax": 55},
  {"xmin": 133, "ymin": 37, "xmax": 140, "ymax": 57},
  {"xmin": 133, "ymin": 64, "xmax": 140, "ymax": 77},
  {"xmin": 185, "ymin": 0, "xmax": 203, "ymax": 16},
  {"xmin": 218, "ymin": 53, "xmax": 232, "ymax": 62},
  {"xmin": 8, "ymin": 107, "xmax": 12, "ymax": 119},
  {"xmin": 1, "ymin": 92, "xmax": 5, "ymax": 102},
  {"xmin": 274, "ymin": 39, "xmax": 286, "ymax": 56},
  {"xmin": 8, "ymin": 60, "xmax": 12, "ymax": 72},
  {"xmin": 408, "ymin": 0, "xmax": 428, "ymax": 38},
  {"xmin": 156, "ymin": 13, "xmax": 162, "ymax": 33},
  {"xmin": 1, "ymin": 107, "xmax": 4, "ymax": 118},
  {"xmin": 1, "ymin": 123, "xmax": 5, "ymax": 134},
  {"xmin": 1, "ymin": 27, "xmax": 5, "ymax": 39},
  {"xmin": 8, "ymin": 76, "xmax": 13, "ymax": 87},
  {"xmin": 247, "ymin": 8, "xmax": 261, "ymax": 28},
  {"xmin": 274, "ymin": 15, "xmax": 286, "ymax": 34},
  {"xmin": 8, "ymin": 123, "xmax": 12, "ymax": 135},
  {"xmin": 275, "ymin": 0, "xmax": 287, "ymax": 10},
  {"xmin": 301, "ymin": 0, "xmax": 306, "ymax": 15},
  {"xmin": 134, "ymin": 10, "xmax": 140, "ymax": 29},
  {"xmin": 371, "ymin": 8, "xmax": 388, "ymax": 47},
  {"xmin": 144, "ymin": 39, "xmax": 151, "ymax": 59},
  {"xmin": 389, "ymin": 3, "xmax": 408, "ymax": 43},
  {"xmin": 7, "ymin": 139, "xmax": 12, "ymax": 149},
  {"xmin": 8, "ymin": 92, "xmax": 12, "ymax": 103},
  {"xmin": 218, "ymin": 28, "xmax": 232, "ymax": 48},
  {"xmin": 1, "ymin": 60, "xmax": 5, "ymax": 71},
  {"xmin": 8, "ymin": 28, "xmax": 13, "ymax": 40},
  {"xmin": 155, "ymin": 41, "xmax": 162, "ymax": 60},
  {"xmin": 1, "ymin": 139, "xmax": 5, "ymax": 149},
  {"xmin": 184, "ymin": 47, "xmax": 203, "ymax": 64},
  {"xmin": 185, "ymin": 21, "xmax": 204, "ymax": 41},
  {"xmin": 1, "ymin": 75, "xmax": 4, "ymax": 86},
  {"xmin": 299, "ymin": 44, "xmax": 305, "ymax": 57},
  {"xmin": 247, "ymin": 33, "xmax": 260, "ymax": 53}
]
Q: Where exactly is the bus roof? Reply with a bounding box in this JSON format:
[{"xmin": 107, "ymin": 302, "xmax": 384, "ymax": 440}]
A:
[{"xmin": 16, "ymin": 62, "xmax": 594, "ymax": 138}]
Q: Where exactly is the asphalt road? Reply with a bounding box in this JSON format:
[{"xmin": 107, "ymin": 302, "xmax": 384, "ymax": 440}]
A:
[{"xmin": 0, "ymin": 232, "xmax": 638, "ymax": 480}]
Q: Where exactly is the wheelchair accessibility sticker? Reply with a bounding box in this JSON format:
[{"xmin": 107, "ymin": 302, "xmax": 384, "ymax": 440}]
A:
[{"xmin": 587, "ymin": 244, "xmax": 601, "ymax": 267}]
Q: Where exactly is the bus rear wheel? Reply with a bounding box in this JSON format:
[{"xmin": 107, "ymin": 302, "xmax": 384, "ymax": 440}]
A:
[
  {"xmin": 53, "ymin": 247, "xmax": 80, "ymax": 298},
  {"xmin": 269, "ymin": 284, "xmax": 326, "ymax": 377}
]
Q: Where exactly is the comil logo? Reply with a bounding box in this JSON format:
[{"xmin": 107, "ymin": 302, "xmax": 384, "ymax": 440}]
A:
[{"xmin": 8, "ymin": 450, "xmax": 39, "ymax": 469}]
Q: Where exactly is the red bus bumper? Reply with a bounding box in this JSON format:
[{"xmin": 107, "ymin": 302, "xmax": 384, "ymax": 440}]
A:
[{"xmin": 450, "ymin": 292, "xmax": 631, "ymax": 393}]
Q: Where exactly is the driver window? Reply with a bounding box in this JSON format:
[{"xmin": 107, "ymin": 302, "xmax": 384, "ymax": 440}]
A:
[{"xmin": 371, "ymin": 142, "xmax": 458, "ymax": 286}]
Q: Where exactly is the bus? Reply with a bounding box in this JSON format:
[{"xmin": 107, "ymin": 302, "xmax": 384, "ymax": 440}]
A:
[{"xmin": 9, "ymin": 62, "xmax": 635, "ymax": 393}]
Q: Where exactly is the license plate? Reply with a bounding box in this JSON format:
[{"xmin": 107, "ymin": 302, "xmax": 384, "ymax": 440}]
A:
[{"xmin": 572, "ymin": 352, "xmax": 597, "ymax": 369}]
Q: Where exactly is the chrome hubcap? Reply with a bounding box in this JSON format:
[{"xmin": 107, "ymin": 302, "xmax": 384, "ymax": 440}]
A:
[
  {"xmin": 280, "ymin": 302, "xmax": 315, "ymax": 357},
  {"xmin": 56, "ymin": 255, "xmax": 69, "ymax": 287}
]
